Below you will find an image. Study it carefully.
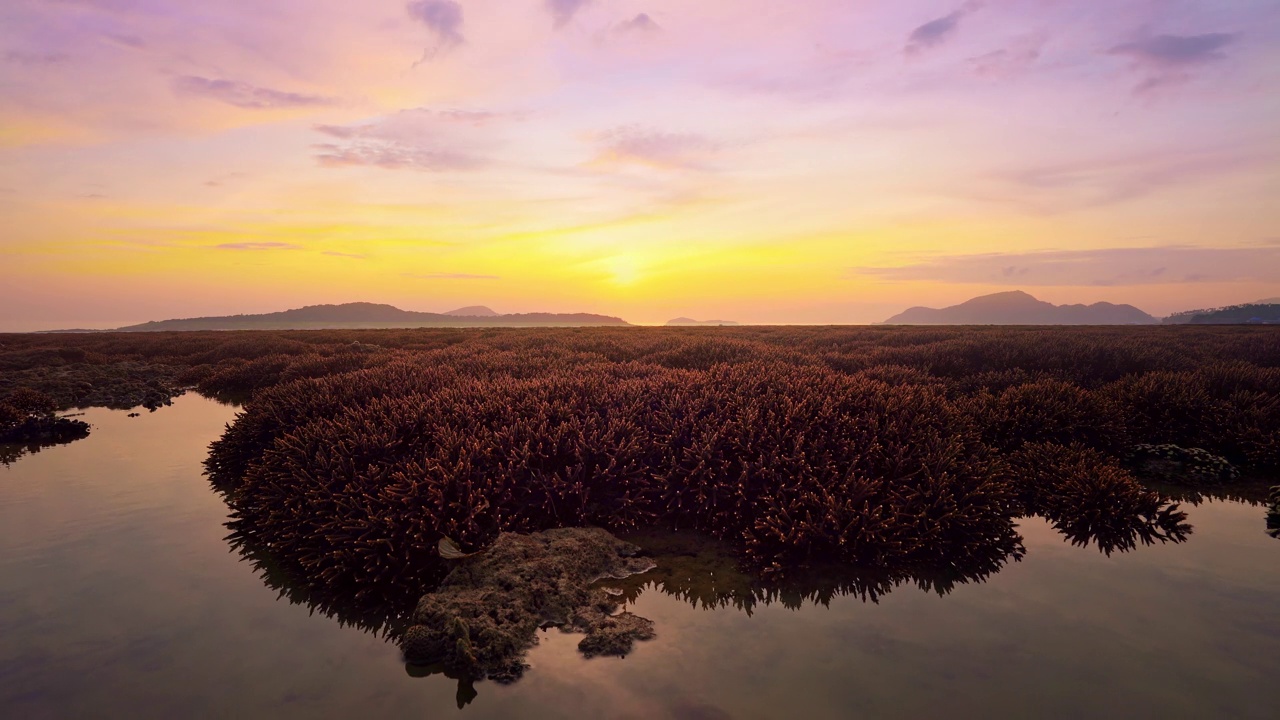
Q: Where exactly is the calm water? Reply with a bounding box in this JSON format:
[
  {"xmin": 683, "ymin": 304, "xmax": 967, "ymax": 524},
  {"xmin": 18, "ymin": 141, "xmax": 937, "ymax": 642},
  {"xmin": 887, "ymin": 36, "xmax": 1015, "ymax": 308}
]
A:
[{"xmin": 1, "ymin": 395, "xmax": 1277, "ymax": 719}]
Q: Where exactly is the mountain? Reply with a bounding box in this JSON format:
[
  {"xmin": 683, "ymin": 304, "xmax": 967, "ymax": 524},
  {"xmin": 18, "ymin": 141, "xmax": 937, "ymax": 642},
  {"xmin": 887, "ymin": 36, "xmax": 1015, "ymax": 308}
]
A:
[
  {"xmin": 881, "ymin": 291, "xmax": 1157, "ymax": 325},
  {"xmin": 115, "ymin": 302, "xmax": 630, "ymax": 331},
  {"xmin": 443, "ymin": 306, "xmax": 499, "ymax": 317},
  {"xmin": 666, "ymin": 317, "xmax": 739, "ymax": 326}
]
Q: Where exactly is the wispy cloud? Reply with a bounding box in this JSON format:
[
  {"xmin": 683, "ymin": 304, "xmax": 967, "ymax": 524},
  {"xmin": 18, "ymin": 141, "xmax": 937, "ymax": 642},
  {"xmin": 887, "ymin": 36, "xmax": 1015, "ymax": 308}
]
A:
[
  {"xmin": 593, "ymin": 126, "xmax": 719, "ymax": 170},
  {"xmin": 5, "ymin": 51, "xmax": 71, "ymax": 65},
  {"xmin": 847, "ymin": 246, "xmax": 1280, "ymax": 286},
  {"xmin": 103, "ymin": 33, "xmax": 146, "ymax": 50},
  {"xmin": 408, "ymin": 0, "xmax": 465, "ymax": 60},
  {"xmin": 967, "ymin": 34, "xmax": 1046, "ymax": 78},
  {"xmin": 314, "ymin": 143, "xmax": 482, "ymax": 171},
  {"xmin": 173, "ymin": 76, "xmax": 334, "ymax": 109},
  {"xmin": 906, "ymin": 4, "xmax": 979, "ymax": 55},
  {"xmin": 322, "ymin": 250, "xmax": 368, "ymax": 259},
  {"xmin": 402, "ymin": 272, "xmax": 500, "ymax": 280},
  {"xmin": 1110, "ymin": 32, "xmax": 1238, "ymax": 94},
  {"xmin": 214, "ymin": 242, "xmax": 304, "ymax": 251},
  {"xmin": 546, "ymin": 0, "xmax": 591, "ymax": 29},
  {"xmin": 615, "ymin": 13, "xmax": 660, "ymax": 35},
  {"xmin": 966, "ymin": 147, "xmax": 1262, "ymax": 214},
  {"xmin": 203, "ymin": 172, "xmax": 247, "ymax": 188},
  {"xmin": 312, "ymin": 107, "xmax": 504, "ymax": 171},
  {"xmin": 1112, "ymin": 33, "xmax": 1237, "ymax": 65}
]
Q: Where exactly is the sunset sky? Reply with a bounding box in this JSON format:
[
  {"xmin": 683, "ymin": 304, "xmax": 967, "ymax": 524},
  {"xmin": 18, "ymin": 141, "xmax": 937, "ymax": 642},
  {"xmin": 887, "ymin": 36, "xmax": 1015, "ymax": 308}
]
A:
[{"xmin": 2, "ymin": 0, "xmax": 1278, "ymax": 330}]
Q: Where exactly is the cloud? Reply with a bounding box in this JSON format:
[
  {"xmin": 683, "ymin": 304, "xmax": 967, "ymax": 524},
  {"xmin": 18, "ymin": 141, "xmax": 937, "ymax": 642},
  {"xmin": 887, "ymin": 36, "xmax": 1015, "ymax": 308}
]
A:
[
  {"xmin": 5, "ymin": 51, "xmax": 71, "ymax": 65},
  {"xmin": 968, "ymin": 34, "xmax": 1046, "ymax": 78},
  {"xmin": 615, "ymin": 13, "xmax": 660, "ymax": 35},
  {"xmin": 547, "ymin": 0, "xmax": 591, "ymax": 28},
  {"xmin": 214, "ymin": 242, "xmax": 304, "ymax": 251},
  {"xmin": 322, "ymin": 250, "xmax": 368, "ymax": 259},
  {"xmin": 847, "ymin": 246, "xmax": 1280, "ymax": 287},
  {"xmin": 407, "ymin": 0, "xmax": 464, "ymax": 58},
  {"xmin": 311, "ymin": 108, "xmax": 503, "ymax": 171},
  {"xmin": 593, "ymin": 126, "xmax": 718, "ymax": 170},
  {"xmin": 1112, "ymin": 33, "xmax": 1237, "ymax": 66},
  {"xmin": 203, "ymin": 172, "xmax": 247, "ymax": 188},
  {"xmin": 103, "ymin": 33, "xmax": 146, "ymax": 49},
  {"xmin": 403, "ymin": 272, "xmax": 500, "ymax": 280},
  {"xmin": 173, "ymin": 76, "xmax": 334, "ymax": 109},
  {"xmin": 968, "ymin": 147, "xmax": 1261, "ymax": 214},
  {"xmin": 1110, "ymin": 33, "xmax": 1238, "ymax": 94},
  {"xmin": 313, "ymin": 109, "xmax": 500, "ymax": 139},
  {"xmin": 906, "ymin": 4, "xmax": 978, "ymax": 55},
  {"xmin": 314, "ymin": 143, "xmax": 482, "ymax": 171}
]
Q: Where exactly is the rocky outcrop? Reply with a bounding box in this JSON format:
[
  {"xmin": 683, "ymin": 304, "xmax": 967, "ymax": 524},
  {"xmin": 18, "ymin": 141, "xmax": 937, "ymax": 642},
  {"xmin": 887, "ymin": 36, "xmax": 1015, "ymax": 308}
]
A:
[
  {"xmin": 399, "ymin": 528, "xmax": 656, "ymax": 682},
  {"xmin": 1127, "ymin": 444, "xmax": 1240, "ymax": 485}
]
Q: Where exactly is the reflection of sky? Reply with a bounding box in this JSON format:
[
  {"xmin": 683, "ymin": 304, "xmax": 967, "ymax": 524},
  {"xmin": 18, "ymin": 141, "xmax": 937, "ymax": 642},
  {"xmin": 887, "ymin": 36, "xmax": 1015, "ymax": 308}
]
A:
[
  {"xmin": 1, "ymin": 1, "xmax": 1278, "ymax": 329},
  {"xmin": 0, "ymin": 395, "xmax": 1277, "ymax": 718},
  {"xmin": 495, "ymin": 506, "xmax": 1279, "ymax": 719}
]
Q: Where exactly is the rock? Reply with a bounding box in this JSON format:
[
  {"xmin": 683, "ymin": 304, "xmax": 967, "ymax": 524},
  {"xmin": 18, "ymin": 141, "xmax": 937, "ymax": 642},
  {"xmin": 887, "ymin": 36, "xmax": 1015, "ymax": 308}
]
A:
[{"xmin": 399, "ymin": 527, "xmax": 656, "ymax": 682}]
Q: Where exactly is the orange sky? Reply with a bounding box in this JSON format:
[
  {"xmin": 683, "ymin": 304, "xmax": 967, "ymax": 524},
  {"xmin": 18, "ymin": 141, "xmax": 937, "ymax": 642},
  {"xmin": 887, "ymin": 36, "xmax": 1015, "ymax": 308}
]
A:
[{"xmin": 2, "ymin": 0, "xmax": 1278, "ymax": 330}]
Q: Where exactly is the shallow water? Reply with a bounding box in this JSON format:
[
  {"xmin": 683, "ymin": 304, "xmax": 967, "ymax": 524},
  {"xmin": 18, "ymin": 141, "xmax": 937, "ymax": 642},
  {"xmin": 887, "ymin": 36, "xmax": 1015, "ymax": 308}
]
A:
[{"xmin": 1, "ymin": 395, "xmax": 1277, "ymax": 719}]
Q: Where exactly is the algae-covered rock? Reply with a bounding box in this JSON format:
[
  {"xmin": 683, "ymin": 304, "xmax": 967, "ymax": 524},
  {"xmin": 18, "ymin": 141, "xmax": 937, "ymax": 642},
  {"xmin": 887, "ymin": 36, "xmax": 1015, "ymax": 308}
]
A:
[
  {"xmin": 1128, "ymin": 444, "xmax": 1239, "ymax": 486},
  {"xmin": 399, "ymin": 527, "xmax": 656, "ymax": 682}
]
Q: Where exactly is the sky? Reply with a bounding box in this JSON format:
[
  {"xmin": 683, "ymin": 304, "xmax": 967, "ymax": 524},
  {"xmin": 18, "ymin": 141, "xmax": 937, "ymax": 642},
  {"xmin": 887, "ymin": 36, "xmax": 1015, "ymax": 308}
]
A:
[{"xmin": 1, "ymin": 0, "xmax": 1278, "ymax": 329}]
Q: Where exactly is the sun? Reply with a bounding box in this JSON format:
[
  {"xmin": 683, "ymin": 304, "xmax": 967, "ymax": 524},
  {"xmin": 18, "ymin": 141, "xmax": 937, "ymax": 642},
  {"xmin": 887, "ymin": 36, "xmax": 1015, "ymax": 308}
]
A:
[{"xmin": 607, "ymin": 254, "xmax": 642, "ymax": 286}]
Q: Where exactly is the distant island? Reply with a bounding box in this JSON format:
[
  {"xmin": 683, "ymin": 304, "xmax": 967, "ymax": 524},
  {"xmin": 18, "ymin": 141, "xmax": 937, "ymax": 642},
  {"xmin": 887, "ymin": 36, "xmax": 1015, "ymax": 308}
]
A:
[
  {"xmin": 666, "ymin": 317, "xmax": 739, "ymax": 327},
  {"xmin": 115, "ymin": 303, "xmax": 630, "ymax": 331},
  {"xmin": 881, "ymin": 291, "xmax": 1157, "ymax": 325},
  {"xmin": 1163, "ymin": 302, "xmax": 1280, "ymax": 325},
  {"xmin": 442, "ymin": 306, "xmax": 500, "ymax": 317}
]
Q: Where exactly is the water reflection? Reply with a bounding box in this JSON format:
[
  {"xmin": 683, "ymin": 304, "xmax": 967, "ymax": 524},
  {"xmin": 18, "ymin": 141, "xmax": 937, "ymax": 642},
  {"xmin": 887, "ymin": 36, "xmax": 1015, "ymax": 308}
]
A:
[
  {"xmin": 1149, "ymin": 479, "xmax": 1280, "ymax": 541},
  {"xmin": 215, "ymin": 495, "xmax": 1198, "ymax": 707},
  {"xmin": 0, "ymin": 415, "xmax": 91, "ymax": 466},
  {"xmin": 5, "ymin": 395, "xmax": 1276, "ymax": 719}
]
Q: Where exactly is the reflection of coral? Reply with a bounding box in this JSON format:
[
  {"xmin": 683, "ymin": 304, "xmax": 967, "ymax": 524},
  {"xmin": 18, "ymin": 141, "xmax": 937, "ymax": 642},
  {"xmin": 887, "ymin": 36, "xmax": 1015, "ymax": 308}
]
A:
[
  {"xmin": 1268, "ymin": 486, "xmax": 1280, "ymax": 540},
  {"xmin": 0, "ymin": 388, "xmax": 91, "ymax": 464},
  {"xmin": 1006, "ymin": 443, "xmax": 1190, "ymax": 555}
]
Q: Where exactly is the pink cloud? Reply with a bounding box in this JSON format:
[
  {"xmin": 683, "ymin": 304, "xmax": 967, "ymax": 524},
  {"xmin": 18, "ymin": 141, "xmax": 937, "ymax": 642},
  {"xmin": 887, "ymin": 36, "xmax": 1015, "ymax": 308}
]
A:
[{"xmin": 173, "ymin": 76, "xmax": 334, "ymax": 109}]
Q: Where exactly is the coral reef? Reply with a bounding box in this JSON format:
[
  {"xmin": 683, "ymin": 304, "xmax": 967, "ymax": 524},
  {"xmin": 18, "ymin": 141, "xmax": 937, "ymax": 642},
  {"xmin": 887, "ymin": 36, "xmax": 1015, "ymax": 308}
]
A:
[
  {"xmin": 0, "ymin": 388, "xmax": 90, "ymax": 463},
  {"xmin": 1, "ymin": 326, "xmax": 1275, "ymax": 653}
]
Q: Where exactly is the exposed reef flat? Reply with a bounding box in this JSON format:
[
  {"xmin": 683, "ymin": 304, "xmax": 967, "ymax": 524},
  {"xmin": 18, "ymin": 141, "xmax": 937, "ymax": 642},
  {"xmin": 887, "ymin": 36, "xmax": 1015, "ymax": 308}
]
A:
[
  {"xmin": 400, "ymin": 528, "xmax": 657, "ymax": 683},
  {"xmin": 0, "ymin": 359, "xmax": 184, "ymax": 411}
]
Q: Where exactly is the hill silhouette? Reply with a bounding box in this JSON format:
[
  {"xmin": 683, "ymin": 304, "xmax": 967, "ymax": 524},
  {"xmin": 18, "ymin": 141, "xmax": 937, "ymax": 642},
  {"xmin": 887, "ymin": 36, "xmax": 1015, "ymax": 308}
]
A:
[
  {"xmin": 666, "ymin": 317, "xmax": 739, "ymax": 326},
  {"xmin": 443, "ymin": 306, "xmax": 500, "ymax": 317},
  {"xmin": 1164, "ymin": 303, "xmax": 1280, "ymax": 325},
  {"xmin": 881, "ymin": 291, "xmax": 1156, "ymax": 325},
  {"xmin": 115, "ymin": 303, "xmax": 629, "ymax": 331}
]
